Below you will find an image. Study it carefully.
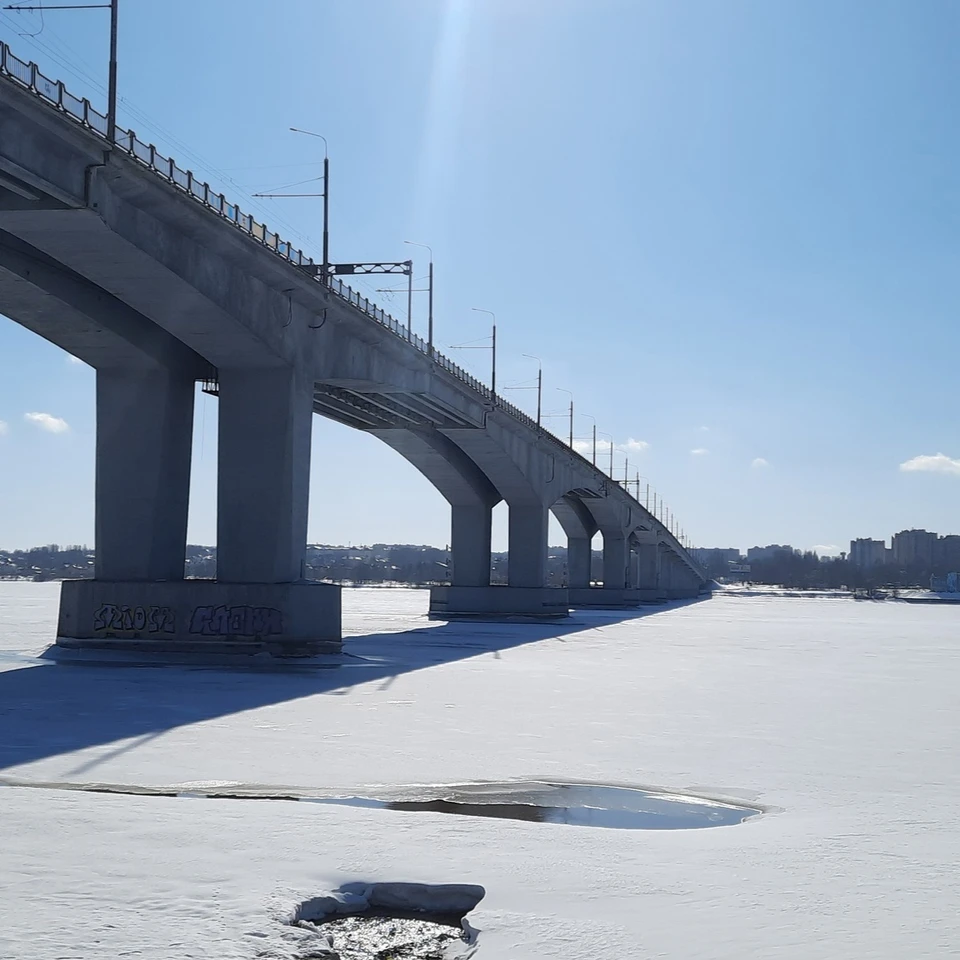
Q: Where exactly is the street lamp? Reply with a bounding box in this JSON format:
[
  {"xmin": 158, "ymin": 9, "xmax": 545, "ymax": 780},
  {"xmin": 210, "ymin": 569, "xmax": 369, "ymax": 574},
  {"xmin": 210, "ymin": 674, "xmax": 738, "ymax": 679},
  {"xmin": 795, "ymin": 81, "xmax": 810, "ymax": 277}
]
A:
[
  {"xmin": 471, "ymin": 308, "xmax": 497, "ymax": 397},
  {"xmin": 581, "ymin": 413, "xmax": 597, "ymax": 465},
  {"xmin": 634, "ymin": 471, "xmax": 647, "ymax": 501},
  {"xmin": 288, "ymin": 128, "xmax": 329, "ymax": 282},
  {"xmin": 522, "ymin": 354, "xmax": 542, "ymax": 428},
  {"xmin": 3, "ymin": 1, "xmax": 119, "ymax": 143},
  {"xmin": 404, "ymin": 241, "xmax": 434, "ymax": 356},
  {"xmin": 502, "ymin": 355, "xmax": 542, "ymax": 428},
  {"xmin": 598, "ymin": 431, "xmax": 614, "ymax": 477},
  {"xmin": 556, "ymin": 388, "xmax": 574, "ymax": 448}
]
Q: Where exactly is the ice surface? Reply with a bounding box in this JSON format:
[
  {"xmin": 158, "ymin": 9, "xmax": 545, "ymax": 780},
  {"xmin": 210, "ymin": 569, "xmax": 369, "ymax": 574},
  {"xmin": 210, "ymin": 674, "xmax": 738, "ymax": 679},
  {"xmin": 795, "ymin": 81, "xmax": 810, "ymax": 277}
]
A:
[{"xmin": 2, "ymin": 582, "xmax": 960, "ymax": 958}]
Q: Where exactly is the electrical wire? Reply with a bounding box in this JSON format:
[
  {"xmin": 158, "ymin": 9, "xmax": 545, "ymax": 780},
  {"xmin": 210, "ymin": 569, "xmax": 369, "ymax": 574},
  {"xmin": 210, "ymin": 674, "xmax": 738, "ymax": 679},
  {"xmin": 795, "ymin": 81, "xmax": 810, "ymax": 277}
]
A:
[
  {"xmin": 0, "ymin": 24, "xmax": 421, "ymax": 324},
  {"xmin": 0, "ymin": 20, "xmax": 316, "ymax": 245},
  {"xmin": 4, "ymin": 0, "xmax": 43, "ymax": 37}
]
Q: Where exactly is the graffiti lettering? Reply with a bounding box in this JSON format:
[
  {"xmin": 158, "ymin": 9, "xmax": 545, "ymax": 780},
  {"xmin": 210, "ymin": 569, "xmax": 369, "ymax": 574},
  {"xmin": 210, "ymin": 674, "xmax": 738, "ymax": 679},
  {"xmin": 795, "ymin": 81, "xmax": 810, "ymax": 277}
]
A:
[
  {"xmin": 188, "ymin": 605, "xmax": 283, "ymax": 637},
  {"xmin": 93, "ymin": 604, "xmax": 176, "ymax": 634}
]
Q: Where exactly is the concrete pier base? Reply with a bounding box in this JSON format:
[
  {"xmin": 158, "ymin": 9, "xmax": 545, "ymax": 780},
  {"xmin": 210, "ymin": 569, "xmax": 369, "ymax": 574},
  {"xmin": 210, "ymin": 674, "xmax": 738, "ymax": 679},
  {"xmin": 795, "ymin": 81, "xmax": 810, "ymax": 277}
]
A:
[
  {"xmin": 428, "ymin": 586, "xmax": 569, "ymax": 620},
  {"xmin": 568, "ymin": 587, "xmax": 642, "ymax": 609},
  {"xmin": 57, "ymin": 579, "xmax": 341, "ymax": 656},
  {"xmin": 657, "ymin": 587, "xmax": 702, "ymax": 601}
]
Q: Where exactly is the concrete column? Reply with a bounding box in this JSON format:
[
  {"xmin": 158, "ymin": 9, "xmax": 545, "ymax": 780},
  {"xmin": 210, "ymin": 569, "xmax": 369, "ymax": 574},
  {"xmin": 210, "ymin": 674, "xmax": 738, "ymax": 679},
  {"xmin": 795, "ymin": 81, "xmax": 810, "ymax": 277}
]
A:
[
  {"xmin": 602, "ymin": 533, "xmax": 629, "ymax": 589},
  {"xmin": 628, "ymin": 544, "xmax": 641, "ymax": 589},
  {"xmin": 658, "ymin": 547, "xmax": 674, "ymax": 589},
  {"xmin": 567, "ymin": 536, "xmax": 592, "ymax": 588},
  {"xmin": 217, "ymin": 367, "xmax": 313, "ymax": 583},
  {"xmin": 95, "ymin": 366, "xmax": 194, "ymax": 581},
  {"xmin": 508, "ymin": 503, "xmax": 549, "ymax": 588},
  {"xmin": 635, "ymin": 542, "xmax": 660, "ymax": 589},
  {"xmin": 450, "ymin": 504, "xmax": 492, "ymax": 587}
]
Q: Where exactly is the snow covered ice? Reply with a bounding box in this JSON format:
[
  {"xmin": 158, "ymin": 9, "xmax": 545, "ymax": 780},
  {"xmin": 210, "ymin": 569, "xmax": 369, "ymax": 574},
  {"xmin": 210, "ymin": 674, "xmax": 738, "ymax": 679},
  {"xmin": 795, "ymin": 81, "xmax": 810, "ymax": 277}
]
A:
[{"xmin": 2, "ymin": 582, "xmax": 960, "ymax": 958}]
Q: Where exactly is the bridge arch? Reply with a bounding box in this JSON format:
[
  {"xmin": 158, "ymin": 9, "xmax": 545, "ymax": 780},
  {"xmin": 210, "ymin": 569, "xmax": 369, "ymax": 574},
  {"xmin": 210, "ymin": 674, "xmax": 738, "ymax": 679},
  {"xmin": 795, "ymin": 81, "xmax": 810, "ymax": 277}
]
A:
[{"xmin": 369, "ymin": 428, "xmax": 500, "ymax": 588}]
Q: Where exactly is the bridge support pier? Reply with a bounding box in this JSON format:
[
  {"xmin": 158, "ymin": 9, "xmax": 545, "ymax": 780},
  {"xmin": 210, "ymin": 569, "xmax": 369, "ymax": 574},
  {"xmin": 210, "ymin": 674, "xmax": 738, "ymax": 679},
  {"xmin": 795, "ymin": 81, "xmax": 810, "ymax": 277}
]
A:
[
  {"xmin": 93, "ymin": 366, "xmax": 194, "ymax": 581},
  {"xmin": 656, "ymin": 548, "xmax": 702, "ymax": 600},
  {"xmin": 216, "ymin": 367, "xmax": 313, "ymax": 584},
  {"xmin": 634, "ymin": 541, "xmax": 661, "ymax": 601},
  {"xmin": 569, "ymin": 530, "xmax": 641, "ymax": 609},
  {"xmin": 57, "ymin": 365, "xmax": 341, "ymax": 657},
  {"xmin": 567, "ymin": 535, "xmax": 593, "ymax": 589},
  {"xmin": 450, "ymin": 504, "xmax": 492, "ymax": 587},
  {"xmin": 430, "ymin": 502, "xmax": 568, "ymax": 619},
  {"xmin": 507, "ymin": 502, "xmax": 549, "ymax": 588}
]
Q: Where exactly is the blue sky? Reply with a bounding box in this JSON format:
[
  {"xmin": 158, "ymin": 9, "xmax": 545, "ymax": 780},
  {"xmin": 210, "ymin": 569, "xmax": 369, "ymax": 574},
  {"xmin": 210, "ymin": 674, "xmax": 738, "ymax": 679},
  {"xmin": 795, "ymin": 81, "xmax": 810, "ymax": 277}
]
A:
[{"xmin": 1, "ymin": 0, "xmax": 958, "ymax": 553}]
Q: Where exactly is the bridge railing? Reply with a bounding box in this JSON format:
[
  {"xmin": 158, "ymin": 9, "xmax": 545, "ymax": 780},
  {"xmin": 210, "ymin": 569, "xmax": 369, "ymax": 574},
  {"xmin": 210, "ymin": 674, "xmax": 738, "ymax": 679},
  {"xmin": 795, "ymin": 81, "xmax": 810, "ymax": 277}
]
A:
[{"xmin": 0, "ymin": 40, "xmax": 702, "ymax": 569}]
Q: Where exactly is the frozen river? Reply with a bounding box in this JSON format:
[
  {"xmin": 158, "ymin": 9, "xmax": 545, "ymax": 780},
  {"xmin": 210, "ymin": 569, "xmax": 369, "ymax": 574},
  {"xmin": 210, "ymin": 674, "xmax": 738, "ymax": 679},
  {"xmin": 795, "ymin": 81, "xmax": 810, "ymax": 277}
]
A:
[{"xmin": 1, "ymin": 582, "xmax": 959, "ymax": 958}]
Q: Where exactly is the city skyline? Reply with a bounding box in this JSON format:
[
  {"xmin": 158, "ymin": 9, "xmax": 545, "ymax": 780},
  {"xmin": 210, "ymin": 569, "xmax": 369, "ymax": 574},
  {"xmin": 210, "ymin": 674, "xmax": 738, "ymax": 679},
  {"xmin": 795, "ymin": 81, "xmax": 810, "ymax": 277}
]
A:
[{"xmin": 2, "ymin": 1, "xmax": 960, "ymax": 551}]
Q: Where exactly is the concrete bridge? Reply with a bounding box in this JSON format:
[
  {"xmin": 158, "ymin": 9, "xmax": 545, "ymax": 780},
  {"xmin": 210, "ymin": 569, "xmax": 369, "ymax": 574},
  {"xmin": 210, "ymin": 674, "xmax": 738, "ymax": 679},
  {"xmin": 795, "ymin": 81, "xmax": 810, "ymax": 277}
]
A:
[{"xmin": 0, "ymin": 42, "xmax": 708, "ymax": 655}]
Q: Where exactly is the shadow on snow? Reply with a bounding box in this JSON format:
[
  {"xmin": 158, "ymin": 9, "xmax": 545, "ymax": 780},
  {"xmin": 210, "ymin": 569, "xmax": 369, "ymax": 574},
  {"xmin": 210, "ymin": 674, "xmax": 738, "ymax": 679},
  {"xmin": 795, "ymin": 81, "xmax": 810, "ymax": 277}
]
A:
[{"xmin": 0, "ymin": 597, "xmax": 708, "ymax": 772}]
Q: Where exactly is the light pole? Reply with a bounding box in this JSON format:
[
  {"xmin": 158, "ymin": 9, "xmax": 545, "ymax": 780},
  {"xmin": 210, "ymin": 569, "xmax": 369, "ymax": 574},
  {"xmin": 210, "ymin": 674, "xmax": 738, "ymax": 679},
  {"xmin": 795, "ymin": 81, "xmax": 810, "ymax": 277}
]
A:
[
  {"xmin": 521, "ymin": 354, "xmax": 542, "ymax": 428},
  {"xmin": 471, "ymin": 308, "xmax": 497, "ymax": 396},
  {"xmin": 4, "ymin": 1, "xmax": 119, "ymax": 142},
  {"xmin": 404, "ymin": 241, "xmax": 434, "ymax": 356},
  {"xmin": 598, "ymin": 431, "xmax": 614, "ymax": 477},
  {"xmin": 288, "ymin": 127, "xmax": 329, "ymax": 282},
  {"xmin": 107, "ymin": 0, "xmax": 117, "ymax": 143},
  {"xmin": 581, "ymin": 414, "xmax": 597, "ymax": 465},
  {"xmin": 556, "ymin": 388, "xmax": 573, "ymax": 447}
]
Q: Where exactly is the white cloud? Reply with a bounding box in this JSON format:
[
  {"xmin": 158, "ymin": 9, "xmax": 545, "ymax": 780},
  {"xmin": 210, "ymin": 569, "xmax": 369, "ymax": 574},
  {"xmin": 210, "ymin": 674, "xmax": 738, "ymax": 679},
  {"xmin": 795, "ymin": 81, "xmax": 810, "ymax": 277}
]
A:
[
  {"xmin": 698, "ymin": 425, "xmax": 710, "ymax": 432},
  {"xmin": 812, "ymin": 544, "xmax": 841, "ymax": 556},
  {"xmin": 751, "ymin": 457, "xmax": 769, "ymax": 468},
  {"xmin": 24, "ymin": 412, "xmax": 69, "ymax": 434},
  {"xmin": 572, "ymin": 439, "xmax": 593, "ymax": 455},
  {"xmin": 0, "ymin": 420, "xmax": 8, "ymax": 436},
  {"xmin": 899, "ymin": 453, "xmax": 960, "ymax": 476},
  {"xmin": 617, "ymin": 438, "xmax": 649, "ymax": 454},
  {"xmin": 690, "ymin": 448, "xmax": 708, "ymax": 456}
]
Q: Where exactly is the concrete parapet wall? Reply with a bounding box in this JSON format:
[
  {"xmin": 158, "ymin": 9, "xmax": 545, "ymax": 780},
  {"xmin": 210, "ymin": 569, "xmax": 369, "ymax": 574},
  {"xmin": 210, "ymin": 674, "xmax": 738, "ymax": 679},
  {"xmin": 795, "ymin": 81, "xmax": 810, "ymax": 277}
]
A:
[{"xmin": 58, "ymin": 579, "xmax": 341, "ymax": 655}]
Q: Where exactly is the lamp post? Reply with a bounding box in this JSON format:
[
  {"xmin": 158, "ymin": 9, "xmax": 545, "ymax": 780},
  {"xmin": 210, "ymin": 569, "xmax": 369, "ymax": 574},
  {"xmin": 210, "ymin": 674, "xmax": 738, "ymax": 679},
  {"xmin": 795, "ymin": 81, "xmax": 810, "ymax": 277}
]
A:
[
  {"xmin": 107, "ymin": 0, "xmax": 117, "ymax": 143},
  {"xmin": 556, "ymin": 388, "xmax": 573, "ymax": 448},
  {"xmin": 581, "ymin": 414, "xmax": 597, "ymax": 465},
  {"xmin": 598, "ymin": 431, "xmax": 614, "ymax": 477},
  {"xmin": 288, "ymin": 128, "xmax": 329, "ymax": 282},
  {"xmin": 470, "ymin": 308, "xmax": 497, "ymax": 396},
  {"xmin": 404, "ymin": 241, "xmax": 434, "ymax": 356},
  {"xmin": 522, "ymin": 354, "xmax": 542, "ymax": 428}
]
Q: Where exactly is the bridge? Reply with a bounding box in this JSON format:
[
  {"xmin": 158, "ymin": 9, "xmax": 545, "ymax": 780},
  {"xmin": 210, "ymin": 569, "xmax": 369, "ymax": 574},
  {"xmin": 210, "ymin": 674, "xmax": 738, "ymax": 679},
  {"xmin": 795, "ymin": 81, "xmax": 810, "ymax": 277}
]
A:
[{"xmin": 0, "ymin": 41, "xmax": 708, "ymax": 655}]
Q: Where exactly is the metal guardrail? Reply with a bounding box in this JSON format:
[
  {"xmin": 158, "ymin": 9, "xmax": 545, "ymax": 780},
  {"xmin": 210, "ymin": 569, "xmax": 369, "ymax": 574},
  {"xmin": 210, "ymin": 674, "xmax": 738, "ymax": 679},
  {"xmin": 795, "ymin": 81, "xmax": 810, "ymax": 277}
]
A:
[{"xmin": 0, "ymin": 40, "xmax": 701, "ymax": 567}]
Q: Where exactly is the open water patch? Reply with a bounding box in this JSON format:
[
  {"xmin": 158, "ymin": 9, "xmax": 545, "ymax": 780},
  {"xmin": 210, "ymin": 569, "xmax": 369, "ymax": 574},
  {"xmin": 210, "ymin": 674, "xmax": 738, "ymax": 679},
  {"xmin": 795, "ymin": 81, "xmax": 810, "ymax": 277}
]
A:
[
  {"xmin": 306, "ymin": 780, "xmax": 763, "ymax": 830},
  {"xmin": 0, "ymin": 776, "xmax": 765, "ymax": 829}
]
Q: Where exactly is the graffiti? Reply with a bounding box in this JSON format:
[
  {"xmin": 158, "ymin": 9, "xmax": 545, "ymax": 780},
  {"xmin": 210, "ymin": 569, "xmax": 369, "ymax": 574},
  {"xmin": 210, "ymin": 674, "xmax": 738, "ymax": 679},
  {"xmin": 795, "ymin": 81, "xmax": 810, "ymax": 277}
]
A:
[
  {"xmin": 93, "ymin": 604, "xmax": 176, "ymax": 634},
  {"xmin": 91, "ymin": 603, "xmax": 284, "ymax": 638},
  {"xmin": 188, "ymin": 605, "xmax": 283, "ymax": 637}
]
